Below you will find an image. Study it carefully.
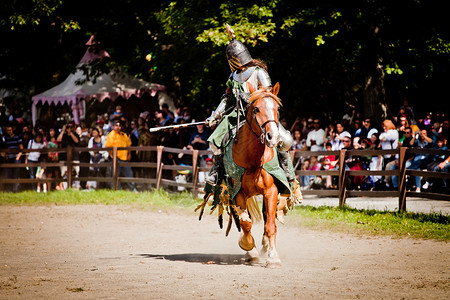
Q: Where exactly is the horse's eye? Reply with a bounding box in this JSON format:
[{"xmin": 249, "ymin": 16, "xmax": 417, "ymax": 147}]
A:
[{"xmin": 254, "ymin": 107, "xmax": 260, "ymax": 113}]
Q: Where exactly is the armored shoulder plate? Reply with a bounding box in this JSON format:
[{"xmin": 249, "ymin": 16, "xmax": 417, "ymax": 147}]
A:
[{"xmin": 232, "ymin": 66, "xmax": 257, "ymax": 83}]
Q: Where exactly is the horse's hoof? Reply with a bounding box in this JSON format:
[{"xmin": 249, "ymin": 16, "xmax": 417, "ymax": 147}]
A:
[
  {"xmin": 239, "ymin": 235, "xmax": 255, "ymax": 251},
  {"xmin": 265, "ymin": 258, "xmax": 282, "ymax": 269},
  {"xmin": 245, "ymin": 247, "xmax": 260, "ymax": 265}
]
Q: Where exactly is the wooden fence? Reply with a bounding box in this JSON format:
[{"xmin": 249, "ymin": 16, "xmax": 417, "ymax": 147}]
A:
[{"xmin": 1, "ymin": 146, "xmax": 449, "ymax": 211}]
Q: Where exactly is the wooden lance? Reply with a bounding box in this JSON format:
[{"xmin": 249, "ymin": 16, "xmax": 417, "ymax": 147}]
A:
[{"xmin": 149, "ymin": 121, "xmax": 206, "ymax": 133}]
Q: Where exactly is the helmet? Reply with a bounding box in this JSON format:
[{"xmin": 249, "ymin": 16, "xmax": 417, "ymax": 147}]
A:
[{"xmin": 226, "ymin": 39, "xmax": 252, "ymax": 72}]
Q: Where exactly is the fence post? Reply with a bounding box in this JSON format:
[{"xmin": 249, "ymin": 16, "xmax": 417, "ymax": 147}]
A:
[
  {"xmin": 67, "ymin": 146, "xmax": 73, "ymax": 189},
  {"xmin": 398, "ymin": 147, "xmax": 407, "ymax": 211},
  {"xmin": 156, "ymin": 146, "xmax": 164, "ymax": 189},
  {"xmin": 338, "ymin": 149, "xmax": 347, "ymax": 208},
  {"xmin": 112, "ymin": 147, "xmax": 118, "ymax": 190},
  {"xmin": 192, "ymin": 150, "xmax": 199, "ymax": 197}
]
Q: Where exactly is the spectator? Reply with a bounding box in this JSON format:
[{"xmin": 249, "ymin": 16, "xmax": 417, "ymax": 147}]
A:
[
  {"xmin": 430, "ymin": 122, "xmax": 441, "ymax": 144},
  {"xmin": 198, "ymin": 157, "xmax": 214, "ymax": 184},
  {"xmin": 77, "ymin": 125, "xmax": 91, "ymax": 189},
  {"xmin": 155, "ymin": 109, "xmax": 171, "ymax": 127},
  {"xmin": 306, "ymin": 118, "xmax": 325, "ymax": 151},
  {"xmin": 379, "ymin": 119, "xmax": 399, "ymax": 166},
  {"xmin": 44, "ymin": 127, "xmax": 61, "ymax": 191},
  {"xmin": 397, "ymin": 99, "xmax": 415, "ymax": 124},
  {"xmin": 102, "ymin": 113, "xmax": 112, "ymax": 136},
  {"xmin": 109, "ymin": 105, "xmax": 123, "ymax": 127},
  {"xmin": 334, "ymin": 131, "xmax": 352, "ymax": 150},
  {"xmin": 441, "ymin": 119, "xmax": 450, "ymax": 146},
  {"xmin": 105, "ymin": 119, "xmax": 137, "ymax": 192},
  {"xmin": 307, "ymin": 156, "xmax": 323, "ymax": 189},
  {"xmin": 188, "ymin": 123, "xmax": 210, "ymax": 151},
  {"xmin": 88, "ymin": 127, "xmax": 108, "ymax": 190},
  {"xmin": 323, "ymin": 142, "xmax": 337, "ymax": 189},
  {"xmin": 350, "ymin": 118, "xmax": 361, "ymax": 137},
  {"xmin": 397, "ymin": 115, "xmax": 409, "ymax": 142},
  {"xmin": 289, "ymin": 116, "xmax": 302, "ymax": 133},
  {"xmin": 291, "ymin": 129, "xmax": 306, "ymax": 151},
  {"xmin": 57, "ymin": 123, "xmax": 80, "ymax": 186},
  {"xmin": 25, "ymin": 132, "xmax": 45, "ymax": 191},
  {"xmin": 423, "ymin": 136, "xmax": 448, "ymax": 191},
  {"xmin": 358, "ymin": 117, "xmax": 374, "ymax": 140},
  {"xmin": 353, "ymin": 136, "xmax": 362, "ymax": 150},
  {"xmin": 367, "ymin": 134, "xmax": 384, "ymax": 187},
  {"xmin": 291, "ymin": 128, "xmax": 306, "ymax": 170},
  {"xmin": 161, "ymin": 103, "xmax": 175, "ymax": 121},
  {"xmin": 299, "ymin": 159, "xmax": 311, "ymax": 189},
  {"xmin": 330, "ymin": 122, "xmax": 350, "ymax": 150},
  {"xmin": 2, "ymin": 124, "xmax": 23, "ymax": 192},
  {"xmin": 435, "ymin": 155, "xmax": 450, "ymax": 191},
  {"xmin": 406, "ymin": 128, "xmax": 434, "ymax": 192},
  {"xmin": 387, "ymin": 127, "xmax": 415, "ymax": 190},
  {"xmin": 130, "ymin": 118, "xmax": 139, "ymax": 144}
]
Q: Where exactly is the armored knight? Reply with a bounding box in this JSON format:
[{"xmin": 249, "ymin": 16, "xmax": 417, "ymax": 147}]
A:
[{"xmin": 205, "ymin": 24, "xmax": 302, "ymax": 201}]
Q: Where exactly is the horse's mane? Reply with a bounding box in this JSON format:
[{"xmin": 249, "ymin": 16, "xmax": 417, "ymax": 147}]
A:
[{"xmin": 248, "ymin": 87, "xmax": 282, "ymax": 107}]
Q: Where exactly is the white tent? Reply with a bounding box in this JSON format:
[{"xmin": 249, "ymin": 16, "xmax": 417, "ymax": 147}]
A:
[{"xmin": 31, "ymin": 36, "xmax": 168, "ymax": 125}]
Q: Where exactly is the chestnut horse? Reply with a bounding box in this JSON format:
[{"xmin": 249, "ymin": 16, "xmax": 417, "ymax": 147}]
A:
[{"xmin": 232, "ymin": 82, "xmax": 283, "ymax": 268}]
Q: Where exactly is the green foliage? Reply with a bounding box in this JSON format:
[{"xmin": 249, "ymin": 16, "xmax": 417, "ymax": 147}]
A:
[{"xmin": 0, "ymin": 0, "xmax": 449, "ymax": 121}]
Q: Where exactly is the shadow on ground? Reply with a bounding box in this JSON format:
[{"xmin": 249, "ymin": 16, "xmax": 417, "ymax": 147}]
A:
[{"xmin": 134, "ymin": 253, "xmax": 248, "ymax": 266}]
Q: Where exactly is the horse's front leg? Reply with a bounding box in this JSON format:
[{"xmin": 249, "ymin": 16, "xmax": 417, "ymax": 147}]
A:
[
  {"xmin": 262, "ymin": 184, "xmax": 281, "ymax": 268},
  {"xmin": 235, "ymin": 192, "xmax": 255, "ymax": 252}
]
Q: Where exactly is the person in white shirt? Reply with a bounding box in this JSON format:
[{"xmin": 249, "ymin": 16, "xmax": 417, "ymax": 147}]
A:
[
  {"xmin": 25, "ymin": 133, "xmax": 45, "ymax": 191},
  {"xmin": 306, "ymin": 118, "xmax": 325, "ymax": 151},
  {"xmin": 379, "ymin": 119, "xmax": 399, "ymax": 163}
]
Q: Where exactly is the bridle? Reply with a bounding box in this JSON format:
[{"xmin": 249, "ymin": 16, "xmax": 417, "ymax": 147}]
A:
[{"xmin": 247, "ymin": 97, "xmax": 279, "ymax": 144}]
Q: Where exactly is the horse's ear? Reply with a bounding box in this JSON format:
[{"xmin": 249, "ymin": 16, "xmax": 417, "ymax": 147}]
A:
[
  {"xmin": 248, "ymin": 82, "xmax": 256, "ymax": 94},
  {"xmin": 271, "ymin": 82, "xmax": 280, "ymax": 96}
]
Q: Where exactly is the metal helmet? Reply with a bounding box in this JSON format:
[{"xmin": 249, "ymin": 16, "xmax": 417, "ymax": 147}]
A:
[
  {"xmin": 226, "ymin": 40, "xmax": 252, "ymax": 72},
  {"xmin": 225, "ymin": 24, "xmax": 252, "ymax": 72}
]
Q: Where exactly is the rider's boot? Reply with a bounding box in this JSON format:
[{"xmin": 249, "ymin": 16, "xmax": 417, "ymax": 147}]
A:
[
  {"xmin": 205, "ymin": 154, "xmax": 225, "ymax": 186},
  {"xmin": 278, "ymin": 151, "xmax": 303, "ymax": 204}
]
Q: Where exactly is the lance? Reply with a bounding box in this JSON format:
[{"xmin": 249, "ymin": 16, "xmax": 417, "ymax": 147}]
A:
[{"xmin": 149, "ymin": 121, "xmax": 206, "ymax": 133}]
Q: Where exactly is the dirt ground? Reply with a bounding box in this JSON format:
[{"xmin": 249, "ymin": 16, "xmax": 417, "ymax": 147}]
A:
[{"xmin": 0, "ymin": 204, "xmax": 448, "ymax": 299}]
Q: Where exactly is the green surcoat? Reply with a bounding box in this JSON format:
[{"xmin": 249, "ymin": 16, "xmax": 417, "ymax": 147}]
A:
[{"xmin": 207, "ymin": 77, "xmax": 247, "ymax": 148}]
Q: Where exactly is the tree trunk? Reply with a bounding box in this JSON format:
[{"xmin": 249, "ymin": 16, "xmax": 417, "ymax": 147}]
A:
[{"xmin": 362, "ymin": 60, "xmax": 387, "ymax": 129}]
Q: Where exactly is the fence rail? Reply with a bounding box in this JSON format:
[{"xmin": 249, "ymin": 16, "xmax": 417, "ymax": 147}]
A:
[{"xmin": 1, "ymin": 146, "xmax": 449, "ymax": 211}]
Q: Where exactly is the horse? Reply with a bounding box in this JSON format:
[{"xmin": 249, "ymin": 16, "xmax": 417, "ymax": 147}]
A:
[{"xmin": 230, "ymin": 82, "xmax": 284, "ymax": 268}]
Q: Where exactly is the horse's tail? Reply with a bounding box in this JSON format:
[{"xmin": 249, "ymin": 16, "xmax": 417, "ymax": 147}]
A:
[{"xmin": 247, "ymin": 196, "xmax": 262, "ymax": 224}]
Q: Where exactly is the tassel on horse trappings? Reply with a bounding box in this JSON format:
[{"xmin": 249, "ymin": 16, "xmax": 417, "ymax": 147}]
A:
[{"xmin": 195, "ymin": 192, "xmax": 213, "ymax": 220}]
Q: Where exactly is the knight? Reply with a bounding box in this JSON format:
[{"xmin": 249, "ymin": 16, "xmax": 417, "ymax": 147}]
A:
[{"xmin": 205, "ymin": 24, "xmax": 302, "ymax": 201}]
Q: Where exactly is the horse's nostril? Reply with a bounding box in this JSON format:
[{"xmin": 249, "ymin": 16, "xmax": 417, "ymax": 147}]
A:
[{"xmin": 267, "ymin": 132, "xmax": 272, "ymax": 140}]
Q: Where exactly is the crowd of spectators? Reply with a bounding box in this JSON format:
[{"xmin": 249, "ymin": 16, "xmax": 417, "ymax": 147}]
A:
[
  {"xmin": 1, "ymin": 100, "xmax": 449, "ymax": 193},
  {"xmin": 291, "ymin": 101, "xmax": 450, "ymax": 193}
]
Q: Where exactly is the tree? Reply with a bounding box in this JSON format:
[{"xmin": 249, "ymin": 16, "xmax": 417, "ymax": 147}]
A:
[{"xmin": 1, "ymin": 0, "xmax": 448, "ymax": 125}]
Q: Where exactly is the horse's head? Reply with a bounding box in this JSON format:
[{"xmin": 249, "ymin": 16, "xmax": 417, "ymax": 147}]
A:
[{"xmin": 247, "ymin": 82, "xmax": 282, "ymax": 148}]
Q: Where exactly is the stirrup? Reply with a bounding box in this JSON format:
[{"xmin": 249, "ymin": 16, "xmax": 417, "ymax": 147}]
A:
[{"xmin": 205, "ymin": 171, "xmax": 219, "ymax": 186}]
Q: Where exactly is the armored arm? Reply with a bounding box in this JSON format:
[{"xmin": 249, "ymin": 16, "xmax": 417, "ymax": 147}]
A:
[
  {"xmin": 206, "ymin": 95, "xmax": 228, "ymax": 127},
  {"xmin": 257, "ymin": 68, "xmax": 272, "ymax": 89}
]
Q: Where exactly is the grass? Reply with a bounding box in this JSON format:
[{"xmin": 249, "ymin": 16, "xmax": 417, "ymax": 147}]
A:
[
  {"xmin": 0, "ymin": 190, "xmax": 448, "ymax": 241},
  {"xmin": 289, "ymin": 205, "xmax": 449, "ymax": 241}
]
